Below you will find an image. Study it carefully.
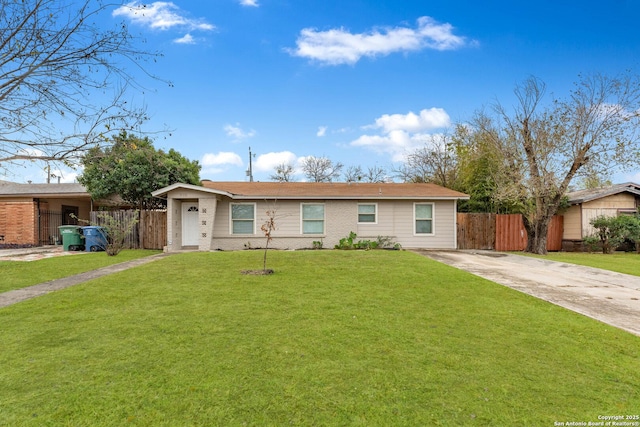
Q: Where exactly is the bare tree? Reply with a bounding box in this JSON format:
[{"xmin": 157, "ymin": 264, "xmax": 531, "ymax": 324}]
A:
[
  {"xmin": 474, "ymin": 74, "xmax": 640, "ymax": 254},
  {"xmin": 0, "ymin": 0, "xmax": 164, "ymax": 170},
  {"xmin": 365, "ymin": 165, "xmax": 388, "ymax": 183},
  {"xmin": 260, "ymin": 208, "xmax": 276, "ymax": 273},
  {"xmin": 301, "ymin": 156, "xmax": 343, "ymax": 182},
  {"xmin": 394, "ymin": 135, "xmax": 458, "ymax": 187},
  {"xmin": 344, "ymin": 165, "xmax": 388, "ymax": 183},
  {"xmin": 343, "ymin": 165, "xmax": 364, "ymax": 182},
  {"xmin": 270, "ymin": 163, "xmax": 295, "ymax": 182}
]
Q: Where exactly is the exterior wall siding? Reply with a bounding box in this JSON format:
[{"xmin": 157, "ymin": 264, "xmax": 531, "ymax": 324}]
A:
[
  {"xmin": 562, "ymin": 205, "xmax": 582, "ymax": 240},
  {"xmin": 161, "ymin": 186, "xmax": 460, "ymax": 252},
  {"xmin": 580, "ymin": 194, "xmax": 637, "ymax": 237},
  {"xmin": 203, "ymin": 197, "xmax": 457, "ymax": 250}
]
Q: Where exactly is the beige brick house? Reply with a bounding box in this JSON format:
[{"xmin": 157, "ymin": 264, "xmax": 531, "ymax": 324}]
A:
[
  {"xmin": 152, "ymin": 181, "xmax": 469, "ymax": 251},
  {"xmin": 562, "ymin": 182, "xmax": 640, "ymax": 249},
  {"xmin": 0, "ymin": 180, "xmax": 93, "ymax": 245}
]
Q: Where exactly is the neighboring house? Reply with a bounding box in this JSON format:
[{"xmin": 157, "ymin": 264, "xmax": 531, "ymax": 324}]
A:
[
  {"xmin": 151, "ymin": 181, "xmax": 469, "ymax": 252},
  {"xmin": 563, "ymin": 182, "xmax": 640, "ymax": 249},
  {"xmin": 0, "ymin": 180, "xmax": 95, "ymax": 245}
]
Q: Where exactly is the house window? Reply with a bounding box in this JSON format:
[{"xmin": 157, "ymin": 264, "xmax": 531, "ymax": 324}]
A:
[
  {"xmin": 358, "ymin": 203, "xmax": 377, "ymax": 223},
  {"xmin": 231, "ymin": 203, "xmax": 255, "ymax": 234},
  {"xmin": 414, "ymin": 203, "xmax": 434, "ymax": 235},
  {"xmin": 302, "ymin": 203, "xmax": 324, "ymax": 234}
]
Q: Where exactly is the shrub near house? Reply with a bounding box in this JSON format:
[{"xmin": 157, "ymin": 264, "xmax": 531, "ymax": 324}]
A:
[{"xmin": 584, "ymin": 214, "xmax": 640, "ymax": 253}]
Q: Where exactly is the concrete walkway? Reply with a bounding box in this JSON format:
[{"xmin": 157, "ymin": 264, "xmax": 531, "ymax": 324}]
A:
[
  {"xmin": 0, "ymin": 252, "xmax": 170, "ymax": 308},
  {"xmin": 414, "ymin": 250, "xmax": 640, "ymax": 337}
]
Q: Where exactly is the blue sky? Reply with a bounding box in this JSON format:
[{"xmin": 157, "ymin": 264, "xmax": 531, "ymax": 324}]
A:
[{"xmin": 6, "ymin": 0, "xmax": 640, "ymax": 184}]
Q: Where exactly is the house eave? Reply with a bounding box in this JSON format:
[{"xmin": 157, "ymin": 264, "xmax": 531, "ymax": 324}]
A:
[{"xmin": 228, "ymin": 195, "xmax": 470, "ymax": 201}]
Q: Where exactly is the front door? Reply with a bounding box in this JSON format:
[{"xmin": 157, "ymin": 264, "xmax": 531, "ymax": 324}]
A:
[{"xmin": 182, "ymin": 202, "xmax": 199, "ymax": 246}]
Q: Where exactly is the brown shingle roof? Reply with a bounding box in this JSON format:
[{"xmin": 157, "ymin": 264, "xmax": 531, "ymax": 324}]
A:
[{"xmin": 200, "ymin": 181, "xmax": 468, "ymax": 199}]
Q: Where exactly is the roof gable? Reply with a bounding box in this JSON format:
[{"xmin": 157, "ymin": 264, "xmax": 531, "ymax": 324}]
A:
[{"xmin": 566, "ymin": 182, "xmax": 640, "ymax": 204}]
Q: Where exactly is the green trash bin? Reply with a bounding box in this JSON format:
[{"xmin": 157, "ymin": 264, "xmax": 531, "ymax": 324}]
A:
[{"xmin": 58, "ymin": 225, "xmax": 85, "ymax": 251}]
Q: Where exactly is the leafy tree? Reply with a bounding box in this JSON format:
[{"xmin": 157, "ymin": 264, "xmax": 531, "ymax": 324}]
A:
[
  {"xmin": 0, "ymin": 0, "xmax": 163, "ymax": 170},
  {"xmin": 451, "ymin": 124, "xmax": 521, "ymax": 213},
  {"xmin": 79, "ymin": 132, "xmax": 200, "ymax": 209},
  {"xmin": 393, "ymin": 135, "xmax": 458, "ymax": 188},
  {"xmin": 301, "ymin": 156, "xmax": 343, "ymax": 182},
  {"xmin": 270, "ymin": 163, "xmax": 295, "ymax": 182},
  {"xmin": 468, "ymin": 74, "xmax": 640, "ymax": 254}
]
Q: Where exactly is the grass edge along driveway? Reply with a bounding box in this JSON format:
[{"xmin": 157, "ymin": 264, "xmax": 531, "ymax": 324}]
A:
[
  {"xmin": 0, "ymin": 250, "xmax": 638, "ymax": 426},
  {"xmin": 0, "ymin": 249, "xmax": 162, "ymax": 293}
]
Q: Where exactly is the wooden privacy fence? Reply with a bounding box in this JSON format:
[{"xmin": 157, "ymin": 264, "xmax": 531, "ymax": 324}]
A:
[
  {"xmin": 456, "ymin": 213, "xmax": 496, "ymax": 250},
  {"xmin": 457, "ymin": 213, "xmax": 563, "ymax": 251},
  {"xmin": 90, "ymin": 210, "xmax": 167, "ymax": 250}
]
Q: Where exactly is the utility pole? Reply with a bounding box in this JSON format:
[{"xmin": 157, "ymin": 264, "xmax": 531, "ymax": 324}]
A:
[{"xmin": 247, "ymin": 146, "xmax": 254, "ymax": 182}]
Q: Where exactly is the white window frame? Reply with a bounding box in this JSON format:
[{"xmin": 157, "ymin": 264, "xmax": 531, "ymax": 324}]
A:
[
  {"xmin": 301, "ymin": 203, "xmax": 325, "ymax": 235},
  {"xmin": 357, "ymin": 203, "xmax": 378, "ymax": 224},
  {"xmin": 414, "ymin": 202, "xmax": 435, "ymax": 236},
  {"xmin": 230, "ymin": 203, "xmax": 256, "ymax": 235}
]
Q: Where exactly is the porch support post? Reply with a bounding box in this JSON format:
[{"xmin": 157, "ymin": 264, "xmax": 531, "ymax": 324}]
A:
[{"xmin": 198, "ymin": 197, "xmax": 218, "ymax": 251}]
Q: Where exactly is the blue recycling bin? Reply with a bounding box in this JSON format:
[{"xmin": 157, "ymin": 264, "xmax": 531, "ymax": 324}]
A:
[{"xmin": 81, "ymin": 226, "xmax": 107, "ymax": 252}]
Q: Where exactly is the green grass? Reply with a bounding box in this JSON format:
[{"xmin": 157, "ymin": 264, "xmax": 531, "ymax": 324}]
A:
[
  {"xmin": 0, "ymin": 249, "xmax": 161, "ymax": 293},
  {"xmin": 0, "ymin": 251, "xmax": 638, "ymax": 426},
  {"xmin": 520, "ymin": 251, "xmax": 640, "ymax": 277}
]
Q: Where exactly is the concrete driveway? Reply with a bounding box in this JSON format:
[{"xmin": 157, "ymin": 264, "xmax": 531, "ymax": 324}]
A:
[{"xmin": 414, "ymin": 250, "xmax": 640, "ymax": 337}]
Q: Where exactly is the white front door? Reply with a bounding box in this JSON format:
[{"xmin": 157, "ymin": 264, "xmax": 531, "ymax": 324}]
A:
[{"xmin": 182, "ymin": 202, "xmax": 199, "ymax": 246}]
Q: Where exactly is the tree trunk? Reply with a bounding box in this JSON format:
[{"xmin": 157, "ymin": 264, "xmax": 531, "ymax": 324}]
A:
[{"xmin": 523, "ymin": 215, "xmax": 551, "ymax": 254}]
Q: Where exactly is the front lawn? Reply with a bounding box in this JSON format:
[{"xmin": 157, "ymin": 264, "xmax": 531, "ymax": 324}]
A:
[
  {"xmin": 0, "ymin": 249, "xmax": 161, "ymax": 293},
  {"xmin": 522, "ymin": 251, "xmax": 640, "ymax": 277},
  {"xmin": 0, "ymin": 251, "xmax": 638, "ymax": 426}
]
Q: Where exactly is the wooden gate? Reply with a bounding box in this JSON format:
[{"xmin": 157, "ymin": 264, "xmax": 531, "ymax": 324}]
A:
[
  {"xmin": 457, "ymin": 213, "xmax": 496, "ymax": 250},
  {"xmin": 495, "ymin": 214, "xmax": 527, "ymax": 251},
  {"xmin": 139, "ymin": 210, "xmax": 167, "ymax": 249}
]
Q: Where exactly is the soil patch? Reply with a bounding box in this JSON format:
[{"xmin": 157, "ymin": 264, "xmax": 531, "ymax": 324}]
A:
[{"xmin": 241, "ymin": 269, "xmax": 275, "ymax": 275}]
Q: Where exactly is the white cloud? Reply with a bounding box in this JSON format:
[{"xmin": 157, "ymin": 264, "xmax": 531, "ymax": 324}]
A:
[
  {"xmin": 352, "ymin": 131, "xmax": 443, "ymax": 162},
  {"xmin": 351, "ymin": 108, "xmax": 450, "ymax": 161},
  {"xmin": 255, "ymin": 151, "xmax": 298, "ymax": 172},
  {"xmin": 372, "ymin": 108, "xmax": 451, "ymax": 133},
  {"xmin": 317, "ymin": 126, "xmax": 327, "ymax": 137},
  {"xmin": 224, "ymin": 124, "xmax": 256, "ymax": 141},
  {"xmin": 174, "ymin": 33, "xmax": 195, "ymax": 44},
  {"xmin": 621, "ymin": 171, "xmax": 640, "ymax": 183},
  {"xmin": 201, "ymin": 152, "xmax": 243, "ymax": 167},
  {"xmin": 289, "ymin": 16, "xmax": 471, "ymax": 65},
  {"xmin": 49, "ymin": 169, "xmax": 79, "ymax": 184},
  {"xmin": 113, "ymin": 2, "xmax": 214, "ymax": 33},
  {"xmin": 239, "ymin": 0, "xmax": 259, "ymax": 7}
]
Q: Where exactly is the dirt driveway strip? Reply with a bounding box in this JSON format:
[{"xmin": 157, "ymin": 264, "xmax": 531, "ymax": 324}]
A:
[
  {"xmin": 0, "ymin": 253, "xmax": 171, "ymax": 309},
  {"xmin": 413, "ymin": 250, "xmax": 640, "ymax": 337}
]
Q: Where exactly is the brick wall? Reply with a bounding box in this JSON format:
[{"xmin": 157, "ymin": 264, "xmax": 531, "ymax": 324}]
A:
[{"xmin": 0, "ymin": 201, "xmax": 38, "ymax": 244}]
